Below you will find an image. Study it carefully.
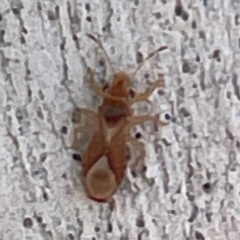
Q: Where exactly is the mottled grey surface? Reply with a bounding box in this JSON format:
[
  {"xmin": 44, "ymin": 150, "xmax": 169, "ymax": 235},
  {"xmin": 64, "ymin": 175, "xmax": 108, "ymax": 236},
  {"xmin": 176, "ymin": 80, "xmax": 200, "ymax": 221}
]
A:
[{"xmin": 1, "ymin": 0, "xmax": 240, "ymax": 239}]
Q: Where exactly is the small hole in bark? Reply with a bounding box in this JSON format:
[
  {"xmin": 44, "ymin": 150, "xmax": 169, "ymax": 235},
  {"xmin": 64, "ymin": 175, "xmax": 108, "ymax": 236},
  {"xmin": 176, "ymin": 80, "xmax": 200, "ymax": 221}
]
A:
[
  {"xmin": 86, "ymin": 16, "xmax": 92, "ymax": 22},
  {"xmin": 23, "ymin": 218, "xmax": 33, "ymax": 228},
  {"xmin": 72, "ymin": 153, "xmax": 82, "ymax": 162},
  {"xmin": 135, "ymin": 132, "xmax": 142, "ymax": 139},
  {"xmin": 164, "ymin": 113, "xmax": 171, "ymax": 121},
  {"xmin": 136, "ymin": 51, "xmax": 144, "ymax": 63},
  {"xmin": 182, "ymin": 62, "xmax": 190, "ymax": 73},
  {"xmin": 175, "ymin": 5, "xmax": 182, "ymax": 16},
  {"xmin": 181, "ymin": 11, "xmax": 189, "ymax": 21},
  {"xmin": 202, "ymin": 182, "xmax": 212, "ymax": 193},
  {"xmin": 192, "ymin": 20, "xmax": 197, "ymax": 29},
  {"xmin": 195, "ymin": 231, "xmax": 205, "ymax": 240},
  {"xmin": 85, "ymin": 3, "xmax": 91, "ymax": 12},
  {"xmin": 61, "ymin": 126, "xmax": 68, "ymax": 134}
]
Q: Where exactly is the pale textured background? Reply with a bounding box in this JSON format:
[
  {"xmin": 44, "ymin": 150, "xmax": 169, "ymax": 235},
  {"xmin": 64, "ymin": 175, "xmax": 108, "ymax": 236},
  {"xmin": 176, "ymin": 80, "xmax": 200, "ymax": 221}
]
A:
[{"xmin": 1, "ymin": 0, "xmax": 240, "ymax": 239}]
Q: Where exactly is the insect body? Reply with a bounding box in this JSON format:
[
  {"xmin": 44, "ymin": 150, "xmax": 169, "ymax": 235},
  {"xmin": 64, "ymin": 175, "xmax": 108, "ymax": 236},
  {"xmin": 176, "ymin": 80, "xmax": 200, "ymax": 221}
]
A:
[{"xmin": 71, "ymin": 34, "xmax": 168, "ymax": 202}]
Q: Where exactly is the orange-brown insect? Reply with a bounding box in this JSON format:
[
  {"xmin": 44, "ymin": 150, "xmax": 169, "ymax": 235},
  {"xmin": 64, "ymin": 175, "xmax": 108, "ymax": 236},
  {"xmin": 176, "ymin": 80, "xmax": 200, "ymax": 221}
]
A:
[{"xmin": 71, "ymin": 34, "xmax": 168, "ymax": 202}]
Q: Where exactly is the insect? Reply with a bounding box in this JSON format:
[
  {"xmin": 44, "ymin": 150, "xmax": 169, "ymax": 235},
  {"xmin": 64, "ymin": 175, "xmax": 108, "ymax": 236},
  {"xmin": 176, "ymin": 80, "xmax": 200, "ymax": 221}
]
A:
[{"xmin": 71, "ymin": 34, "xmax": 168, "ymax": 202}]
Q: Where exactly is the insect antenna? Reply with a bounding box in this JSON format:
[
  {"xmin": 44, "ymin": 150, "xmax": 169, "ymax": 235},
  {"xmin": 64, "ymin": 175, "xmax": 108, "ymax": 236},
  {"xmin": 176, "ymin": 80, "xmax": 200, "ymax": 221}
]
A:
[
  {"xmin": 131, "ymin": 45, "xmax": 168, "ymax": 79},
  {"xmin": 87, "ymin": 34, "xmax": 115, "ymax": 75}
]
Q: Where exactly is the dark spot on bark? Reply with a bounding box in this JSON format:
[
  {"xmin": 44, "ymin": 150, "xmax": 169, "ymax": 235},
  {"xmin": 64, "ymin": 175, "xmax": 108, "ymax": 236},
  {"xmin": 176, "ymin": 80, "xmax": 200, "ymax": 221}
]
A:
[
  {"xmin": 135, "ymin": 132, "xmax": 142, "ymax": 139},
  {"xmin": 170, "ymin": 209, "xmax": 176, "ymax": 214},
  {"xmin": 164, "ymin": 113, "xmax": 171, "ymax": 121},
  {"xmin": 144, "ymin": 73, "xmax": 149, "ymax": 78},
  {"xmin": 37, "ymin": 107, "xmax": 44, "ymax": 120},
  {"xmin": 192, "ymin": 133, "xmax": 197, "ymax": 138},
  {"xmin": 23, "ymin": 218, "xmax": 33, "ymax": 228},
  {"xmin": 131, "ymin": 170, "xmax": 137, "ymax": 178},
  {"xmin": 94, "ymin": 226, "xmax": 100, "ymax": 232},
  {"xmin": 195, "ymin": 55, "xmax": 200, "ymax": 62},
  {"xmin": 60, "ymin": 39, "xmax": 66, "ymax": 50},
  {"xmin": 180, "ymin": 107, "xmax": 190, "ymax": 117},
  {"xmin": 141, "ymin": 165, "xmax": 147, "ymax": 173},
  {"xmin": 43, "ymin": 191, "xmax": 48, "ymax": 201},
  {"xmin": 195, "ymin": 231, "xmax": 205, "ymax": 240},
  {"xmin": 47, "ymin": 9, "xmax": 59, "ymax": 21},
  {"xmin": 232, "ymin": 73, "xmax": 240, "ymax": 100},
  {"xmin": 72, "ymin": 35, "xmax": 78, "ymax": 41},
  {"xmin": 154, "ymin": 12, "xmax": 161, "ymax": 19},
  {"xmin": 98, "ymin": 58, "xmax": 105, "ymax": 67},
  {"xmin": 136, "ymin": 218, "xmax": 145, "ymax": 227},
  {"xmin": 192, "ymin": 83, "xmax": 197, "ymax": 88},
  {"xmin": 68, "ymin": 233, "xmax": 74, "ymax": 240},
  {"xmin": 0, "ymin": 29, "xmax": 5, "ymax": 43},
  {"xmin": 26, "ymin": 69, "xmax": 31, "ymax": 77},
  {"xmin": 37, "ymin": 2, "xmax": 42, "ymax": 11},
  {"xmin": 15, "ymin": 108, "xmax": 27, "ymax": 122},
  {"xmin": 129, "ymin": 89, "xmax": 135, "ymax": 98},
  {"xmin": 175, "ymin": 5, "xmax": 182, "ymax": 16},
  {"xmin": 188, "ymin": 204, "xmax": 198, "ymax": 222},
  {"xmin": 41, "ymin": 223, "xmax": 47, "ymax": 228},
  {"xmin": 134, "ymin": 0, "xmax": 139, "ymax": 6},
  {"xmin": 12, "ymin": 8, "xmax": 21, "ymax": 15},
  {"xmin": 0, "ymin": 13, "xmax": 2, "ymax": 21},
  {"xmin": 202, "ymin": 182, "xmax": 212, "ymax": 193},
  {"xmin": 40, "ymin": 152, "xmax": 47, "ymax": 162},
  {"xmin": 226, "ymin": 183, "xmax": 234, "ymax": 191},
  {"xmin": 38, "ymin": 90, "xmax": 44, "ymax": 100},
  {"xmin": 178, "ymin": 86, "xmax": 185, "ymax": 98},
  {"xmin": 85, "ymin": 3, "xmax": 91, "ymax": 12},
  {"xmin": 199, "ymin": 31, "xmax": 206, "ymax": 39},
  {"xmin": 20, "ymin": 35, "xmax": 25, "ymax": 44},
  {"xmin": 212, "ymin": 49, "xmax": 220, "ymax": 59},
  {"xmin": 61, "ymin": 126, "xmax": 68, "ymax": 134},
  {"xmin": 225, "ymin": 128, "xmax": 234, "ymax": 140},
  {"xmin": 235, "ymin": 14, "xmax": 239, "ymax": 25},
  {"xmin": 226, "ymin": 91, "xmax": 231, "ymax": 99},
  {"xmin": 107, "ymin": 222, "xmax": 112, "ymax": 232},
  {"xmin": 181, "ymin": 11, "xmax": 189, "ymax": 21},
  {"xmin": 62, "ymin": 173, "xmax": 67, "ymax": 179},
  {"xmin": 158, "ymin": 89, "xmax": 165, "ymax": 95},
  {"xmin": 182, "ymin": 62, "xmax": 190, "ymax": 73},
  {"xmin": 36, "ymin": 215, "xmax": 43, "ymax": 223},
  {"xmin": 186, "ymin": 192, "xmax": 195, "ymax": 201},
  {"xmin": 72, "ymin": 153, "xmax": 82, "ymax": 162},
  {"xmin": 22, "ymin": 27, "xmax": 28, "ymax": 34},
  {"xmin": 162, "ymin": 138, "xmax": 171, "ymax": 146},
  {"xmin": 205, "ymin": 212, "xmax": 212, "ymax": 222},
  {"xmin": 191, "ymin": 20, "xmax": 197, "ymax": 29},
  {"xmin": 136, "ymin": 51, "xmax": 144, "ymax": 63},
  {"xmin": 237, "ymin": 141, "xmax": 240, "ymax": 148},
  {"xmin": 86, "ymin": 16, "xmax": 92, "ymax": 22}
]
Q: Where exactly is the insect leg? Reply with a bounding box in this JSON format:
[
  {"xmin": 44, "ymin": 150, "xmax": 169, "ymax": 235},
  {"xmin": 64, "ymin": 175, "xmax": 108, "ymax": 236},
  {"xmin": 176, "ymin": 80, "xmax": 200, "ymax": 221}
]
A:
[
  {"xmin": 127, "ymin": 135, "xmax": 145, "ymax": 172},
  {"xmin": 130, "ymin": 77, "xmax": 164, "ymax": 104},
  {"xmin": 71, "ymin": 124, "xmax": 95, "ymax": 150},
  {"xmin": 127, "ymin": 115, "xmax": 168, "ymax": 130},
  {"xmin": 71, "ymin": 108, "xmax": 98, "ymax": 149},
  {"xmin": 72, "ymin": 107, "xmax": 98, "ymax": 124},
  {"xmin": 87, "ymin": 67, "xmax": 111, "ymax": 98}
]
